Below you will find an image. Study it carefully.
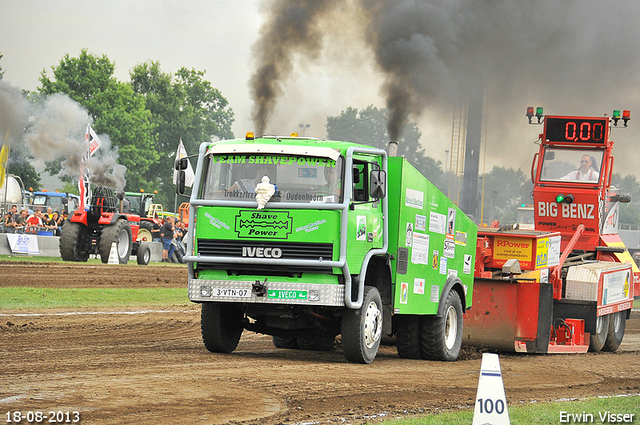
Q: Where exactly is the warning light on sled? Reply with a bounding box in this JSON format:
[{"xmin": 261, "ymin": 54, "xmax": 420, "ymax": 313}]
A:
[
  {"xmin": 556, "ymin": 194, "xmax": 574, "ymax": 204},
  {"xmin": 527, "ymin": 106, "xmax": 544, "ymax": 124}
]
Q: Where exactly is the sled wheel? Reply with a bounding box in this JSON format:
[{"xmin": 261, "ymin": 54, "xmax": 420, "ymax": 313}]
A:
[
  {"xmin": 420, "ymin": 290, "xmax": 463, "ymax": 361},
  {"xmin": 395, "ymin": 315, "xmax": 421, "ymax": 359},
  {"xmin": 341, "ymin": 286, "xmax": 383, "ymax": 364},
  {"xmin": 602, "ymin": 311, "xmax": 626, "ymax": 352},
  {"xmin": 201, "ymin": 302, "xmax": 244, "ymax": 353},
  {"xmin": 588, "ymin": 314, "xmax": 610, "ymax": 352}
]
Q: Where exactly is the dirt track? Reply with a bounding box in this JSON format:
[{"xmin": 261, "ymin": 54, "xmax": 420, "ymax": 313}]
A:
[{"xmin": 1, "ymin": 261, "xmax": 639, "ymax": 424}]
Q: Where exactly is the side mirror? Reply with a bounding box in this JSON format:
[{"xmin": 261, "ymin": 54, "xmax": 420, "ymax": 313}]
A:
[
  {"xmin": 176, "ymin": 171, "xmax": 186, "ymax": 195},
  {"xmin": 370, "ymin": 170, "xmax": 386, "ymax": 199},
  {"xmin": 175, "ymin": 157, "xmax": 188, "ymax": 171}
]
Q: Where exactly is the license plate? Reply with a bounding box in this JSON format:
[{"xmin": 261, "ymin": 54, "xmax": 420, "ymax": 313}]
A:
[
  {"xmin": 267, "ymin": 289, "xmax": 308, "ymax": 300},
  {"xmin": 213, "ymin": 288, "xmax": 251, "ymax": 298}
]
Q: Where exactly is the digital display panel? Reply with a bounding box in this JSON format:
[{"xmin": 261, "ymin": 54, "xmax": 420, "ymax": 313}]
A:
[{"xmin": 544, "ymin": 117, "xmax": 608, "ymax": 144}]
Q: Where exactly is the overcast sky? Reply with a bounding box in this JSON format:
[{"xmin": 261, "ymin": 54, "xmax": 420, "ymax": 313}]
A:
[{"xmin": 2, "ymin": 0, "xmax": 640, "ymax": 185}]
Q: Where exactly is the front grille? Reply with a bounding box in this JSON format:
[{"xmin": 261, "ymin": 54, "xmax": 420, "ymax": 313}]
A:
[
  {"xmin": 196, "ymin": 239, "xmax": 336, "ymax": 276},
  {"xmin": 198, "ymin": 239, "xmax": 334, "ymax": 261}
]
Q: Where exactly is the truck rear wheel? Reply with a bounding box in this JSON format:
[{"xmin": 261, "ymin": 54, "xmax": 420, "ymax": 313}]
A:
[
  {"xmin": 341, "ymin": 286, "xmax": 382, "ymax": 364},
  {"xmin": 395, "ymin": 315, "xmax": 421, "ymax": 359},
  {"xmin": 602, "ymin": 312, "xmax": 626, "ymax": 352},
  {"xmin": 59, "ymin": 222, "xmax": 90, "ymax": 262},
  {"xmin": 272, "ymin": 336, "xmax": 298, "ymax": 349},
  {"xmin": 297, "ymin": 333, "xmax": 335, "ymax": 351},
  {"xmin": 99, "ymin": 220, "xmax": 132, "ymax": 264},
  {"xmin": 201, "ymin": 302, "xmax": 244, "ymax": 353},
  {"xmin": 419, "ymin": 290, "xmax": 463, "ymax": 361},
  {"xmin": 588, "ymin": 314, "xmax": 609, "ymax": 352}
]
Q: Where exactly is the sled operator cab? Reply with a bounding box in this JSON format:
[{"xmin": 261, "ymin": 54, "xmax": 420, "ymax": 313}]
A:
[{"xmin": 529, "ymin": 107, "xmax": 639, "ymax": 296}]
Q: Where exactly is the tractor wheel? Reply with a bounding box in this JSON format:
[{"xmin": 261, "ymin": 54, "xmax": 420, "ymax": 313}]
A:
[
  {"xmin": 138, "ymin": 221, "xmax": 154, "ymax": 242},
  {"xmin": 395, "ymin": 315, "xmax": 422, "ymax": 359},
  {"xmin": 59, "ymin": 222, "xmax": 90, "ymax": 262},
  {"xmin": 297, "ymin": 333, "xmax": 336, "ymax": 351},
  {"xmin": 201, "ymin": 302, "xmax": 244, "ymax": 353},
  {"xmin": 588, "ymin": 314, "xmax": 610, "ymax": 352},
  {"xmin": 99, "ymin": 220, "xmax": 132, "ymax": 264},
  {"xmin": 341, "ymin": 286, "xmax": 383, "ymax": 364},
  {"xmin": 136, "ymin": 242, "xmax": 151, "ymax": 265},
  {"xmin": 602, "ymin": 311, "xmax": 626, "ymax": 352},
  {"xmin": 272, "ymin": 336, "xmax": 298, "ymax": 349},
  {"xmin": 419, "ymin": 290, "xmax": 463, "ymax": 361}
]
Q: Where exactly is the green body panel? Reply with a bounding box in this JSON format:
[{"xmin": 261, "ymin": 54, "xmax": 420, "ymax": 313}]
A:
[
  {"xmin": 387, "ymin": 157, "xmax": 477, "ymax": 314},
  {"xmin": 198, "ymin": 268, "xmax": 340, "ymax": 285}
]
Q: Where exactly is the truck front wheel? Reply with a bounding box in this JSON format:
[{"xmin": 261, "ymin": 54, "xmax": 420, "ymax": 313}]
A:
[
  {"xmin": 588, "ymin": 314, "xmax": 610, "ymax": 352},
  {"xmin": 602, "ymin": 312, "xmax": 626, "ymax": 352},
  {"xmin": 201, "ymin": 302, "xmax": 244, "ymax": 353},
  {"xmin": 341, "ymin": 286, "xmax": 383, "ymax": 364},
  {"xmin": 420, "ymin": 290, "xmax": 463, "ymax": 361}
]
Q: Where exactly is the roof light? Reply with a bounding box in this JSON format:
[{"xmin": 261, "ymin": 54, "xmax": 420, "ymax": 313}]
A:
[
  {"xmin": 290, "ymin": 132, "xmax": 299, "ymax": 137},
  {"xmin": 246, "ymin": 132, "xmax": 255, "ymax": 140}
]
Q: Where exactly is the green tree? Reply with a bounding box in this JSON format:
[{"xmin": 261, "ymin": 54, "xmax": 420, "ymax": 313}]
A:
[
  {"xmin": 479, "ymin": 166, "xmax": 532, "ymax": 225},
  {"xmin": 130, "ymin": 61, "xmax": 234, "ymax": 208},
  {"xmin": 326, "ymin": 105, "xmax": 444, "ymax": 187},
  {"xmin": 38, "ymin": 49, "xmax": 157, "ymax": 192},
  {"xmin": 612, "ymin": 173, "xmax": 640, "ymax": 226},
  {"xmin": 7, "ymin": 144, "xmax": 41, "ymax": 191}
]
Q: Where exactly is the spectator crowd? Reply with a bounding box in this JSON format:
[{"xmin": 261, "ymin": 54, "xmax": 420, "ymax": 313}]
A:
[{"xmin": 2, "ymin": 205, "xmax": 68, "ymax": 235}]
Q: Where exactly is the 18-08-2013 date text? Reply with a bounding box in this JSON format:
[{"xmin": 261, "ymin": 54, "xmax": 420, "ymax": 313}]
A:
[{"xmin": 5, "ymin": 411, "xmax": 80, "ymax": 423}]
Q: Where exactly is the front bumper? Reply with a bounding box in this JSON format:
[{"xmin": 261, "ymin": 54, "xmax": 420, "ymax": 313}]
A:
[{"xmin": 189, "ymin": 279, "xmax": 345, "ymax": 307}]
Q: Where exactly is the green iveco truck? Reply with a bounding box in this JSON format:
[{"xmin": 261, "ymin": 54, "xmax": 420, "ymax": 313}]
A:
[{"xmin": 176, "ymin": 133, "xmax": 477, "ymax": 363}]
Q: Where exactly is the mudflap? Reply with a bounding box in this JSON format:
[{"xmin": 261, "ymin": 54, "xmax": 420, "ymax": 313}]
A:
[{"xmin": 463, "ymin": 277, "xmax": 553, "ymax": 353}]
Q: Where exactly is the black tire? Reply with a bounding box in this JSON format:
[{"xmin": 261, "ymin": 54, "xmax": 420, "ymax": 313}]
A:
[
  {"xmin": 201, "ymin": 302, "xmax": 244, "ymax": 353},
  {"xmin": 420, "ymin": 290, "xmax": 463, "ymax": 361},
  {"xmin": 602, "ymin": 312, "xmax": 626, "ymax": 352},
  {"xmin": 588, "ymin": 314, "xmax": 610, "ymax": 352},
  {"xmin": 136, "ymin": 242, "xmax": 151, "ymax": 265},
  {"xmin": 99, "ymin": 219, "xmax": 132, "ymax": 264},
  {"xmin": 138, "ymin": 221, "xmax": 154, "ymax": 243},
  {"xmin": 341, "ymin": 286, "xmax": 383, "ymax": 364},
  {"xmin": 272, "ymin": 336, "xmax": 298, "ymax": 349},
  {"xmin": 395, "ymin": 315, "xmax": 422, "ymax": 359},
  {"xmin": 59, "ymin": 222, "xmax": 90, "ymax": 262},
  {"xmin": 297, "ymin": 333, "xmax": 336, "ymax": 351}
]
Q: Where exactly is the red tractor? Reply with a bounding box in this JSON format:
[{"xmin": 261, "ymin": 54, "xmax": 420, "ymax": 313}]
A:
[{"xmin": 59, "ymin": 187, "xmax": 140, "ymax": 264}]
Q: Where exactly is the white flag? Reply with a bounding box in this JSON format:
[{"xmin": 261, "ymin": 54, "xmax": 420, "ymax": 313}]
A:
[{"xmin": 173, "ymin": 139, "xmax": 195, "ymax": 188}]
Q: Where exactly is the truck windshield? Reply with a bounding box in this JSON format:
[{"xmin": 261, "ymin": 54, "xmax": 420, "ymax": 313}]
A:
[
  {"xmin": 202, "ymin": 154, "xmax": 344, "ymax": 204},
  {"xmin": 539, "ymin": 148, "xmax": 604, "ymax": 184}
]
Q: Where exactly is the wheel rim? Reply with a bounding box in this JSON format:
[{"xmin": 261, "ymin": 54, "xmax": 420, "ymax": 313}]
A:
[
  {"xmin": 444, "ymin": 305, "xmax": 458, "ymax": 350},
  {"xmin": 117, "ymin": 230, "xmax": 130, "ymax": 257},
  {"xmin": 363, "ymin": 300, "xmax": 382, "ymax": 348},
  {"xmin": 144, "ymin": 249, "xmax": 151, "ymax": 263},
  {"xmin": 612, "ymin": 313, "xmax": 622, "ymax": 333},
  {"xmin": 595, "ymin": 315, "xmax": 606, "ymax": 335},
  {"xmin": 138, "ymin": 228, "xmax": 152, "ymax": 242}
]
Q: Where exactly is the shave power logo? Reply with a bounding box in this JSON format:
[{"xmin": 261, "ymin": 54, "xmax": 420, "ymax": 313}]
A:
[{"xmin": 235, "ymin": 210, "xmax": 293, "ymax": 239}]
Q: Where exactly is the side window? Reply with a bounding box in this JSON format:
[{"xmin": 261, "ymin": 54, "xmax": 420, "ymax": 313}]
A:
[{"xmin": 352, "ymin": 162, "xmax": 367, "ymax": 201}]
